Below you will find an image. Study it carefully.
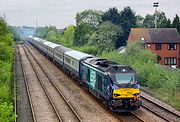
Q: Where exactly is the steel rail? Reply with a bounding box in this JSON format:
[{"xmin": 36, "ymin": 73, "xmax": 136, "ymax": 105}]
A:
[
  {"xmin": 21, "ymin": 45, "xmax": 63, "ymax": 122},
  {"xmin": 25, "ymin": 44, "xmax": 82, "ymax": 122},
  {"xmin": 19, "ymin": 45, "xmax": 37, "ymax": 122},
  {"xmin": 141, "ymin": 96, "xmax": 180, "ymax": 122}
]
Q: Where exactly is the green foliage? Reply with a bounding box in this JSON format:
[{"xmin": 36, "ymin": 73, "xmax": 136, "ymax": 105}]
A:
[
  {"xmin": 0, "ymin": 102, "xmax": 15, "ymax": 122},
  {"xmin": 119, "ymin": 7, "xmax": 137, "ymax": 45},
  {"xmin": 74, "ymin": 23, "xmax": 92, "ymax": 46},
  {"xmin": 9, "ymin": 26, "xmax": 21, "ymax": 41},
  {"xmin": 0, "ymin": 17, "xmax": 15, "ymax": 121},
  {"xmin": 136, "ymin": 15, "xmax": 144, "ymax": 27},
  {"xmin": 0, "ymin": 18, "xmax": 9, "ymax": 38},
  {"xmin": 74, "ymin": 10, "xmax": 102, "ymax": 46},
  {"xmin": 63, "ymin": 25, "xmax": 75, "ymax": 47},
  {"xmin": 172, "ymin": 14, "xmax": 180, "ymax": 34},
  {"xmin": 102, "ymin": 7, "xmax": 121, "ymax": 25},
  {"xmin": 143, "ymin": 11, "xmax": 171, "ymax": 28},
  {"xmin": 89, "ymin": 21, "xmax": 123, "ymax": 53},
  {"xmin": 143, "ymin": 14, "xmax": 154, "ymax": 28},
  {"xmin": 73, "ymin": 46, "xmax": 98, "ymax": 55},
  {"xmin": 76, "ymin": 9, "xmax": 102, "ymax": 29}
]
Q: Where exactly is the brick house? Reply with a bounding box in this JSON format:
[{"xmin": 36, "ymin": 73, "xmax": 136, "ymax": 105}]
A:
[{"xmin": 128, "ymin": 28, "xmax": 180, "ymax": 68}]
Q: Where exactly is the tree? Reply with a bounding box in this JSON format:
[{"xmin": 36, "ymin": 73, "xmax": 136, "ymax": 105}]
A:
[
  {"xmin": 166, "ymin": 19, "xmax": 172, "ymax": 28},
  {"xmin": 143, "ymin": 14, "xmax": 154, "ymax": 28},
  {"xmin": 62, "ymin": 25, "xmax": 75, "ymax": 47},
  {"xmin": 136, "ymin": 15, "xmax": 144, "ymax": 28},
  {"xmin": 9, "ymin": 26, "xmax": 21, "ymax": 41},
  {"xmin": 156, "ymin": 11, "xmax": 168, "ymax": 28},
  {"xmin": 76, "ymin": 9, "xmax": 102, "ymax": 29},
  {"xmin": 74, "ymin": 23, "xmax": 92, "ymax": 46},
  {"xmin": 74, "ymin": 10, "xmax": 102, "ymax": 46},
  {"xmin": 89, "ymin": 21, "xmax": 123, "ymax": 53},
  {"xmin": 172, "ymin": 14, "xmax": 180, "ymax": 34},
  {"xmin": 119, "ymin": 7, "xmax": 137, "ymax": 46},
  {"xmin": 143, "ymin": 11, "xmax": 169, "ymax": 28},
  {"xmin": 102, "ymin": 7, "xmax": 121, "ymax": 25},
  {"xmin": 0, "ymin": 18, "xmax": 9, "ymax": 39}
]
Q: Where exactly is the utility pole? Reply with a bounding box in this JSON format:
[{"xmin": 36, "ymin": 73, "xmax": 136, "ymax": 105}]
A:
[
  {"xmin": 153, "ymin": 2, "xmax": 159, "ymax": 28},
  {"xmin": 3, "ymin": 13, "xmax": 6, "ymax": 20},
  {"xmin": 35, "ymin": 19, "xmax": 38, "ymax": 37}
]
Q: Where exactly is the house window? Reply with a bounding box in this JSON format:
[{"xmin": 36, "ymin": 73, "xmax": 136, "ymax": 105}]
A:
[
  {"xmin": 168, "ymin": 43, "xmax": 176, "ymax": 50},
  {"xmin": 164, "ymin": 57, "xmax": 177, "ymax": 65},
  {"xmin": 155, "ymin": 44, "xmax": 162, "ymax": 50}
]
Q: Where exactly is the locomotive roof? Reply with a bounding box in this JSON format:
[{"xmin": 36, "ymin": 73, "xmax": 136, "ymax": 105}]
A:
[
  {"xmin": 65, "ymin": 50, "xmax": 93, "ymax": 61},
  {"xmin": 84, "ymin": 57, "xmax": 133, "ymax": 73},
  {"xmin": 54, "ymin": 45, "xmax": 71, "ymax": 54}
]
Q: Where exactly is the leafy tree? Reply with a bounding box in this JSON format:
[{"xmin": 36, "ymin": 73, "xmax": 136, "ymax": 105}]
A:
[
  {"xmin": 74, "ymin": 23, "xmax": 92, "ymax": 46},
  {"xmin": 102, "ymin": 7, "xmax": 121, "ymax": 25},
  {"xmin": 136, "ymin": 15, "xmax": 144, "ymax": 28},
  {"xmin": 156, "ymin": 11, "xmax": 168, "ymax": 28},
  {"xmin": 74, "ymin": 10, "xmax": 102, "ymax": 46},
  {"xmin": 0, "ymin": 18, "xmax": 9, "ymax": 39},
  {"xmin": 62, "ymin": 25, "xmax": 75, "ymax": 47},
  {"xmin": 172, "ymin": 14, "xmax": 180, "ymax": 34},
  {"xmin": 9, "ymin": 26, "xmax": 21, "ymax": 41},
  {"xmin": 119, "ymin": 7, "xmax": 137, "ymax": 46},
  {"xmin": 89, "ymin": 21, "xmax": 123, "ymax": 53},
  {"xmin": 0, "ymin": 17, "xmax": 15, "ymax": 121},
  {"xmin": 143, "ymin": 14, "xmax": 154, "ymax": 28},
  {"xmin": 143, "ymin": 11, "xmax": 169, "ymax": 28},
  {"xmin": 76, "ymin": 9, "xmax": 102, "ymax": 29},
  {"xmin": 35, "ymin": 27, "xmax": 49, "ymax": 38},
  {"xmin": 166, "ymin": 19, "xmax": 172, "ymax": 28}
]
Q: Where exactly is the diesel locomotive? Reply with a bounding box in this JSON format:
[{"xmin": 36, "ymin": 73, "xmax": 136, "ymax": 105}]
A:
[{"xmin": 28, "ymin": 36, "xmax": 142, "ymax": 112}]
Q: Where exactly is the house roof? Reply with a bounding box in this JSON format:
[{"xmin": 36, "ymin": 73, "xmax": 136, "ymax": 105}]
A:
[{"xmin": 128, "ymin": 28, "xmax": 180, "ymax": 43}]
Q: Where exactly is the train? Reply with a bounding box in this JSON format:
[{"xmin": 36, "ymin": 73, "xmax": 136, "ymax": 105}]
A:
[{"xmin": 27, "ymin": 36, "xmax": 142, "ymax": 112}]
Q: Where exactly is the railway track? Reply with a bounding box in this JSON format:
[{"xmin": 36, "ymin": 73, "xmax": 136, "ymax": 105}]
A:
[
  {"xmin": 23, "ymin": 44, "xmax": 82, "ymax": 122},
  {"xmin": 140, "ymin": 95, "xmax": 180, "ymax": 122},
  {"xmin": 20, "ymin": 45, "xmax": 61, "ymax": 122},
  {"xmin": 19, "ymin": 45, "xmax": 36, "ymax": 122}
]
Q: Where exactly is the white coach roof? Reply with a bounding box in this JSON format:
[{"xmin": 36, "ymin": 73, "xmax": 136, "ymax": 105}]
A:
[
  {"xmin": 65, "ymin": 50, "xmax": 93, "ymax": 60},
  {"xmin": 43, "ymin": 41, "xmax": 60, "ymax": 49}
]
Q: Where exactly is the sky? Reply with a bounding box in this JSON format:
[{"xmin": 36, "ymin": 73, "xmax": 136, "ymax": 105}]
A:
[{"xmin": 0, "ymin": 0, "xmax": 180, "ymax": 29}]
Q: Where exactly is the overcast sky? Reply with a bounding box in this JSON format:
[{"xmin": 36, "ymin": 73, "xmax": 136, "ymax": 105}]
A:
[{"xmin": 0, "ymin": 0, "xmax": 179, "ymax": 29}]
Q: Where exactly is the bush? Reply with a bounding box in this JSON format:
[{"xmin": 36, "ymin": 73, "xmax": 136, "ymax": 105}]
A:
[
  {"xmin": 73, "ymin": 46, "xmax": 99, "ymax": 55},
  {"xmin": 0, "ymin": 102, "xmax": 15, "ymax": 122}
]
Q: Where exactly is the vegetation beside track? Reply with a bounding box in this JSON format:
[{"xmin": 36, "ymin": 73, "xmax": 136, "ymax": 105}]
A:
[{"xmin": 0, "ymin": 18, "xmax": 15, "ymax": 122}]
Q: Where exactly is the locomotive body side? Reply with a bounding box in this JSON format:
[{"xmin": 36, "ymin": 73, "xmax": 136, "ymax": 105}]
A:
[{"xmin": 81, "ymin": 58, "xmax": 142, "ymax": 112}]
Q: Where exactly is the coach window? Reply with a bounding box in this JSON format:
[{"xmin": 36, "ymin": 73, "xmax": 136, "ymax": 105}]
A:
[{"xmin": 65, "ymin": 57, "xmax": 70, "ymax": 64}]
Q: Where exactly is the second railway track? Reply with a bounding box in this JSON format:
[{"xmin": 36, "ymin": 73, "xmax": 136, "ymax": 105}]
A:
[
  {"xmin": 140, "ymin": 95, "xmax": 180, "ymax": 122},
  {"xmin": 22, "ymin": 44, "xmax": 82, "ymax": 122}
]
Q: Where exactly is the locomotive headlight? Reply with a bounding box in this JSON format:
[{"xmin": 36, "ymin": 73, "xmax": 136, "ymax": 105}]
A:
[
  {"xmin": 133, "ymin": 93, "xmax": 139, "ymax": 96},
  {"xmin": 114, "ymin": 93, "xmax": 120, "ymax": 97}
]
